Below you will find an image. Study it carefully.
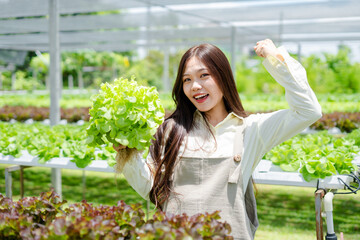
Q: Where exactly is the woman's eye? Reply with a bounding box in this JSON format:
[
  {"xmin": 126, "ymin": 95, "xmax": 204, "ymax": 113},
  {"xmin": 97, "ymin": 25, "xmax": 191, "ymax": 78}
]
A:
[
  {"xmin": 183, "ymin": 78, "xmax": 191, "ymax": 83},
  {"xmin": 200, "ymin": 73, "xmax": 209, "ymax": 78}
]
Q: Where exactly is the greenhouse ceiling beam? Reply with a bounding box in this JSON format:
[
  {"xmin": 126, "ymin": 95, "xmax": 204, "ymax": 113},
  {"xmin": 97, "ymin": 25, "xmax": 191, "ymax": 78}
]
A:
[
  {"xmin": 1, "ymin": 32, "xmax": 360, "ymax": 52},
  {"xmin": 0, "ymin": 0, "xmax": 247, "ymax": 18},
  {"xmin": 0, "ymin": 27, "xmax": 232, "ymax": 45},
  {"xmin": 1, "ymin": 17, "xmax": 360, "ymax": 48},
  {"xmin": 0, "ymin": 39, "xmax": 231, "ymax": 52},
  {"xmin": 180, "ymin": 0, "xmax": 360, "ymax": 24},
  {"xmin": 1, "ymin": 1, "xmax": 358, "ymax": 35},
  {"xmin": 0, "ymin": 0, "xmax": 332, "ymax": 18},
  {"xmin": 281, "ymin": 32, "xmax": 360, "ymax": 42},
  {"xmin": 0, "ymin": 11, "xmax": 208, "ymax": 35},
  {"xmin": 2, "ymin": 16, "xmax": 360, "ymax": 37}
]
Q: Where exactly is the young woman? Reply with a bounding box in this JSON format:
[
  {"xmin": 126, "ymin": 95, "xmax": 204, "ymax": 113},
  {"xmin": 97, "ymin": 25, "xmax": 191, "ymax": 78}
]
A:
[{"xmin": 114, "ymin": 39, "xmax": 322, "ymax": 240}]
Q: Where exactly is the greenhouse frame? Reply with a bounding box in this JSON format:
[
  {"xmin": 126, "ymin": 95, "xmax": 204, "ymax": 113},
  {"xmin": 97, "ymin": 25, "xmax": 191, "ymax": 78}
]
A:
[
  {"xmin": 0, "ymin": 1, "xmax": 359, "ymax": 239},
  {"xmin": 1, "ymin": 0, "xmax": 359, "ymax": 122}
]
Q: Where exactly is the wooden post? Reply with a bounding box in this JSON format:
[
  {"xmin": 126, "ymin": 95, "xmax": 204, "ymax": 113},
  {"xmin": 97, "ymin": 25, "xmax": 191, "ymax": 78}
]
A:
[{"xmin": 315, "ymin": 189, "xmax": 325, "ymax": 240}]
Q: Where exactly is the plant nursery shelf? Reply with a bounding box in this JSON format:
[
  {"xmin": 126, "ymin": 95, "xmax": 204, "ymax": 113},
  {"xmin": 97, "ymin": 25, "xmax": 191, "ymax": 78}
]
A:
[
  {"xmin": 1, "ymin": 151, "xmax": 359, "ymax": 197},
  {"xmin": 253, "ymin": 158, "xmax": 360, "ymax": 190},
  {"xmin": 0, "ymin": 150, "xmax": 114, "ymax": 173}
]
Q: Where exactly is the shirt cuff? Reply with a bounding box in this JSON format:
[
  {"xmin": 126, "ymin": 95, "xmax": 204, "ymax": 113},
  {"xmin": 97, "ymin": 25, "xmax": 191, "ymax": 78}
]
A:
[{"xmin": 263, "ymin": 46, "xmax": 288, "ymax": 67}]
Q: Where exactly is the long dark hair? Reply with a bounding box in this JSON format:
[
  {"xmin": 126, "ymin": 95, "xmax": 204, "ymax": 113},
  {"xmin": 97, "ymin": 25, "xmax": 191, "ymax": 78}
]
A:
[{"xmin": 149, "ymin": 43, "xmax": 246, "ymax": 209}]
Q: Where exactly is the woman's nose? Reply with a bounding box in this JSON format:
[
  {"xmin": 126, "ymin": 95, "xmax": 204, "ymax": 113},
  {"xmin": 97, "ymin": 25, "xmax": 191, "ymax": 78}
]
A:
[{"xmin": 191, "ymin": 80, "xmax": 202, "ymax": 91}]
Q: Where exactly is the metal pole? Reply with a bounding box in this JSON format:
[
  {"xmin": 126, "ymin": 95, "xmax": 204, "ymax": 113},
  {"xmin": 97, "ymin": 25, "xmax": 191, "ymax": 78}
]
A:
[
  {"xmin": 51, "ymin": 168, "xmax": 62, "ymax": 198},
  {"xmin": 68, "ymin": 74, "xmax": 73, "ymax": 89},
  {"xmin": 49, "ymin": 0, "xmax": 61, "ymax": 126},
  {"xmin": 11, "ymin": 71, "xmax": 16, "ymax": 91},
  {"xmin": 49, "ymin": 0, "xmax": 62, "ymax": 199},
  {"xmin": 146, "ymin": 2, "xmax": 151, "ymax": 218},
  {"xmin": 231, "ymin": 26, "xmax": 236, "ymax": 81},
  {"xmin": 5, "ymin": 168, "xmax": 12, "ymax": 198},
  {"xmin": 20, "ymin": 166, "xmax": 24, "ymax": 198},
  {"xmin": 146, "ymin": 2, "xmax": 151, "ymax": 52},
  {"xmin": 77, "ymin": 69, "xmax": 84, "ymax": 89},
  {"xmin": 278, "ymin": 11, "xmax": 283, "ymax": 46},
  {"xmin": 163, "ymin": 47, "xmax": 170, "ymax": 92},
  {"xmin": 298, "ymin": 42, "xmax": 302, "ymax": 63},
  {"xmin": 4, "ymin": 165, "xmax": 24, "ymax": 199}
]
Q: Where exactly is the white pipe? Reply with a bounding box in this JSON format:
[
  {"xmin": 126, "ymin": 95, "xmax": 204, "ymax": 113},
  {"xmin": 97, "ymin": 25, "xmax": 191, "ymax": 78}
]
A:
[
  {"xmin": 324, "ymin": 192, "xmax": 335, "ymax": 234},
  {"xmin": 49, "ymin": 0, "xmax": 62, "ymax": 200},
  {"xmin": 49, "ymin": 0, "xmax": 61, "ymax": 126}
]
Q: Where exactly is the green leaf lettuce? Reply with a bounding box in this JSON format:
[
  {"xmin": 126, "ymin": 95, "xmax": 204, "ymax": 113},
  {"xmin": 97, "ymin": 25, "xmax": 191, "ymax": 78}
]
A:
[{"xmin": 86, "ymin": 77, "xmax": 165, "ymax": 153}]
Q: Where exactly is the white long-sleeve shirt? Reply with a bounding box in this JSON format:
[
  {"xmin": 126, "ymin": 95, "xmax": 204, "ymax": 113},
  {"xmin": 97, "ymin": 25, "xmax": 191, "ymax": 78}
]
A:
[{"xmin": 121, "ymin": 46, "xmax": 322, "ymax": 199}]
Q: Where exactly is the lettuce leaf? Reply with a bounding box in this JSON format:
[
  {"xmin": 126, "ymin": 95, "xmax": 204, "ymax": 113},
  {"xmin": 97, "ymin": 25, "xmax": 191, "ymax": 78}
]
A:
[{"xmin": 86, "ymin": 77, "xmax": 165, "ymax": 153}]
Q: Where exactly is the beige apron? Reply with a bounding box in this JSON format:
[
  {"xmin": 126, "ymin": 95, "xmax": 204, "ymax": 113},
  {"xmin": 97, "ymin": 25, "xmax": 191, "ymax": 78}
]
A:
[{"xmin": 164, "ymin": 124, "xmax": 259, "ymax": 240}]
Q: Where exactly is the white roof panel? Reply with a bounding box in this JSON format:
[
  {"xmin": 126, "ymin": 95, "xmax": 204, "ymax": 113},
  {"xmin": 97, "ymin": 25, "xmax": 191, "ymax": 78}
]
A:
[
  {"xmin": 0, "ymin": 0, "xmax": 359, "ymax": 52},
  {"xmin": 0, "ymin": 0, "xmax": 257, "ymax": 18}
]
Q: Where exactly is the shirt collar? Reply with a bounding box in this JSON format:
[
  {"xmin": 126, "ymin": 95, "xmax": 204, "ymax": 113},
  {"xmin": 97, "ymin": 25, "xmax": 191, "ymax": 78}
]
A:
[
  {"xmin": 229, "ymin": 111, "xmax": 245, "ymax": 121},
  {"xmin": 194, "ymin": 110, "xmax": 244, "ymax": 128}
]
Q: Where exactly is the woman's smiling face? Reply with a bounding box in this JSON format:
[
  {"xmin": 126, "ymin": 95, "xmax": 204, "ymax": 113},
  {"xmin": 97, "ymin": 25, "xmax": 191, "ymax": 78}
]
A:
[{"xmin": 182, "ymin": 57, "xmax": 226, "ymax": 119}]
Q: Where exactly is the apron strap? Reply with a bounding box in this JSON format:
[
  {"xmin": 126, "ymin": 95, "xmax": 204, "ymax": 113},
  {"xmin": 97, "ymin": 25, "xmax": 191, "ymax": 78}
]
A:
[{"xmin": 228, "ymin": 122, "xmax": 244, "ymax": 183}]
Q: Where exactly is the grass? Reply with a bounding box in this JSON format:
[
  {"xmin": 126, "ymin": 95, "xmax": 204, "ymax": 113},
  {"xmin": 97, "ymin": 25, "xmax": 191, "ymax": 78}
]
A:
[
  {"xmin": 255, "ymin": 185, "xmax": 360, "ymax": 240},
  {"xmin": 0, "ymin": 166, "xmax": 146, "ymax": 207},
  {"xmin": 0, "ymin": 165, "xmax": 359, "ymax": 239}
]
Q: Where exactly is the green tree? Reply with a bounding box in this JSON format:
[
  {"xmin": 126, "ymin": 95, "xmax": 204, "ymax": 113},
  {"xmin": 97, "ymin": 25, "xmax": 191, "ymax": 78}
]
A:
[
  {"xmin": 29, "ymin": 53, "xmax": 49, "ymax": 86},
  {"xmin": 126, "ymin": 50, "xmax": 164, "ymax": 89},
  {"xmin": 235, "ymin": 56, "xmax": 284, "ymax": 94},
  {"xmin": 303, "ymin": 46, "xmax": 360, "ymax": 94}
]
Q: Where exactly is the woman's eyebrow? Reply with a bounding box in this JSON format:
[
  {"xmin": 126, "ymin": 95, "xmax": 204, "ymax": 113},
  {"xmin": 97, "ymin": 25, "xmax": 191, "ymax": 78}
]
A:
[{"xmin": 183, "ymin": 68, "xmax": 208, "ymax": 76}]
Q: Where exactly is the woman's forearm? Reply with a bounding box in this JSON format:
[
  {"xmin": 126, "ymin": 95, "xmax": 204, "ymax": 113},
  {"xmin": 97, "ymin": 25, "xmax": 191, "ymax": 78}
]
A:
[{"xmin": 121, "ymin": 152, "xmax": 153, "ymax": 200}]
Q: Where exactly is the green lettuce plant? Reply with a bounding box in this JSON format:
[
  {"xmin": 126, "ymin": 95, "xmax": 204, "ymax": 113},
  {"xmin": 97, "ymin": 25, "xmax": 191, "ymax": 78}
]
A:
[
  {"xmin": 86, "ymin": 77, "xmax": 165, "ymax": 153},
  {"xmin": 265, "ymin": 131, "xmax": 359, "ymax": 181},
  {"xmin": 0, "ymin": 190, "xmax": 233, "ymax": 239}
]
